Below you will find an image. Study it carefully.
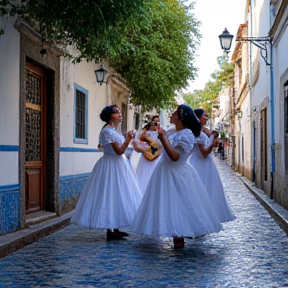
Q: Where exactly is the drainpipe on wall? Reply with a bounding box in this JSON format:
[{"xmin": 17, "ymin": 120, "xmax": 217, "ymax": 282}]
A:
[
  {"xmin": 249, "ymin": 1, "xmax": 253, "ymax": 180},
  {"xmin": 269, "ymin": 4, "xmax": 275, "ymax": 199},
  {"xmin": 252, "ymin": 120, "xmax": 256, "ymax": 182}
]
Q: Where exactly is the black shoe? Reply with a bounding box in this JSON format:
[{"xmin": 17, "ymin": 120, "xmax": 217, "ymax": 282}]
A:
[
  {"xmin": 114, "ymin": 229, "xmax": 129, "ymax": 237},
  {"xmin": 173, "ymin": 237, "xmax": 185, "ymax": 248},
  {"xmin": 106, "ymin": 230, "xmax": 124, "ymax": 241}
]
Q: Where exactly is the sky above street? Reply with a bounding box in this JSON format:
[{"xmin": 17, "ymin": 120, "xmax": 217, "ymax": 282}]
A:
[{"xmin": 185, "ymin": 0, "xmax": 247, "ymax": 92}]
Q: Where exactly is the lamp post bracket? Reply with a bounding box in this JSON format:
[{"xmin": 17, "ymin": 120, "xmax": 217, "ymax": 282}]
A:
[{"xmin": 236, "ymin": 36, "xmax": 271, "ymax": 65}]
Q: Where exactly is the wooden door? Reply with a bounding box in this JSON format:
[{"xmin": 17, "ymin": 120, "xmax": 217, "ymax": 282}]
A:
[
  {"xmin": 121, "ymin": 103, "xmax": 127, "ymax": 134},
  {"xmin": 284, "ymin": 84, "xmax": 288, "ymax": 189},
  {"xmin": 260, "ymin": 108, "xmax": 267, "ymax": 189},
  {"xmin": 25, "ymin": 62, "xmax": 46, "ymax": 213}
]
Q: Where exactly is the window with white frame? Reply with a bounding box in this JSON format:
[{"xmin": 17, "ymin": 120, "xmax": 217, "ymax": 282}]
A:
[{"xmin": 74, "ymin": 84, "xmax": 88, "ymax": 144}]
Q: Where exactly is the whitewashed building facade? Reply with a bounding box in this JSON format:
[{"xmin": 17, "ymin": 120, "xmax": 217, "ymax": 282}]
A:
[
  {"xmin": 0, "ymin": 16, "xmax": 136, "ymax": 235},
  {"xmin": 231, "ymin": 0, "xmax": 288, "ymax": 209}
]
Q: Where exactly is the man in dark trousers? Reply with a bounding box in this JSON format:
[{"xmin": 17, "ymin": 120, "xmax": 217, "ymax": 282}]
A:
[{"xmin": 218, "ymin": 142, "xmax": 224, "ymax": 159}]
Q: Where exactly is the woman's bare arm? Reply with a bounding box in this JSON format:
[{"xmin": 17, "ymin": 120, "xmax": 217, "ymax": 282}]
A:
[
  {"xmin": 198, "ymin": 138, "xmax": 218, "ymax": 158},
  {"xmin": 158, "ymin": 133, "xmax": 180, "ymax": 162},
  {"xmin": 111, "ymin": 131, "xmax": 134, "ymax": 155}
]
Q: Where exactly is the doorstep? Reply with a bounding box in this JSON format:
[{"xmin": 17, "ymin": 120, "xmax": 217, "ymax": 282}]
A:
[{"xmin": 26, "ymin": 210, "xmax": 57, "ymax": 226}]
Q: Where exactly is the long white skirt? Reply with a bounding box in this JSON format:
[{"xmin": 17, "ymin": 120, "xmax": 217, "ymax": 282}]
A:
[
  {"xmin": 136, "ymin": 154, "xmax": 161, "ymax": 195},
  {"xmin": 131, "ymin": 157, "xmax": 222, "ymax": 238},
  {"xmin": 190, "ymin": 153, "xmax": 235, "ymax": 223},
  {"xmin": 71, "ymin": 154, "xmax": 142, "ymax": 229}
]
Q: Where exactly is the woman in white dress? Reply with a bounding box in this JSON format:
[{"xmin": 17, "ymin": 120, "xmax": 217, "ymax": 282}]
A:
[
  {"xmin": 128, "ymin": 124, "xmax": 148, "ymax": 172},
  {"xmin": 189, "ymin": 108, "xmax": 235, "ymax": 223},
  {"xmin": 132, "ymin": 121, "xmax": 162, "ymax": 195},
  {"xmin": 132, "ymin": 104, "xmax": 222, "ymax": 248},
  {"xmin": 71, "ymin": 105, "xmax": 142, "ymax": 241}
]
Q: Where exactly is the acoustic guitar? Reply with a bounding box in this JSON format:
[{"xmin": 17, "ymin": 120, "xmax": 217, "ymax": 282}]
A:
[{"xmin": 139, "ymin": 133, "xmax": 161, "ymax": 161}]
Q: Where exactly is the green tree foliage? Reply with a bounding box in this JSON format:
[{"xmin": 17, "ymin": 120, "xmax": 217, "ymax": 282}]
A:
[
  {"xmin": 1, "ymin": 0, "xmax": 145, "ymax": 62},
  {"xmin": 1, "ymin": 0, "xmax": 200, "ymax": 110},
  {"xmin": 0, "ymin": 1, "xmax": 27, "ymax": 14},
  {"xmin": 183, "ymin": 56, "xmax": 234, "ymax": 115},
  {"xmin": 110, "ymin": 0, "xmax": 200, "ymax": 110},
  {"xmin": 184, "ymin": 89, "xmax": 203, "ymax": 109}
]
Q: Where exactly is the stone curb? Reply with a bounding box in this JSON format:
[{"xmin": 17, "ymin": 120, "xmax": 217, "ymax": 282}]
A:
[
  {"xmin": 0, "ymin": 212, "xmax": 72, "ymax": 259},
  {"xmin": 237, "ymin": 174, "xmax": 288, "ymax": 235}
]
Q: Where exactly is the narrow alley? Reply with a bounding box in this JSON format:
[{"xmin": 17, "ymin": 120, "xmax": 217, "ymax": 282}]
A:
[{"xmin": 0, "ymin": 157, "xmax": 288, "ymax": 287}]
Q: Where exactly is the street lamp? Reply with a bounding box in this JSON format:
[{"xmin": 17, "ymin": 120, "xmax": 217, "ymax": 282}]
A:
[
  {"xmin": 94, "ymin": 64, "xmax": 108, "ymax": 85},
  {"xmin": 218, "ymin": 28, "xmax": 234, "ymax": 54},
  {"xmin": 218, "ymin": 28, "xmax": 270, "ymax": 64}
]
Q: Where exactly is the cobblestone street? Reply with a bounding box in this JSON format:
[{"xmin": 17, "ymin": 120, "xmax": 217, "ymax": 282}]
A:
[{"xmin": 1, "ymin": 158, "xmax": 288, "ymax": 287}]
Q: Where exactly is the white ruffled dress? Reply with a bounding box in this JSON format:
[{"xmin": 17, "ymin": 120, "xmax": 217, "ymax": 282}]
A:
[
  {"xmin": 135, "ymin": 130, "xmax": 162, "ymax": 195},
  {"xmin": 129, "ymin": 129, "xmax": 143, "ymax": 172},
  {"xmin": 131, "ymin": 128, "xmax": 222, "ymax": 238},
  {"xmin": 189, "ymin": 131, "xmax": 235, "ymax": 223},
  {"xmin": 71, "ymin": 126, "xmax": 142, "ymax": 229}
]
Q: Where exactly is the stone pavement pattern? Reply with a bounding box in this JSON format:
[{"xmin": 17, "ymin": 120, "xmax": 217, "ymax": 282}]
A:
[{"xmin": 1, "ymin": 158, "xmax": 288, "ymax": 287}]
